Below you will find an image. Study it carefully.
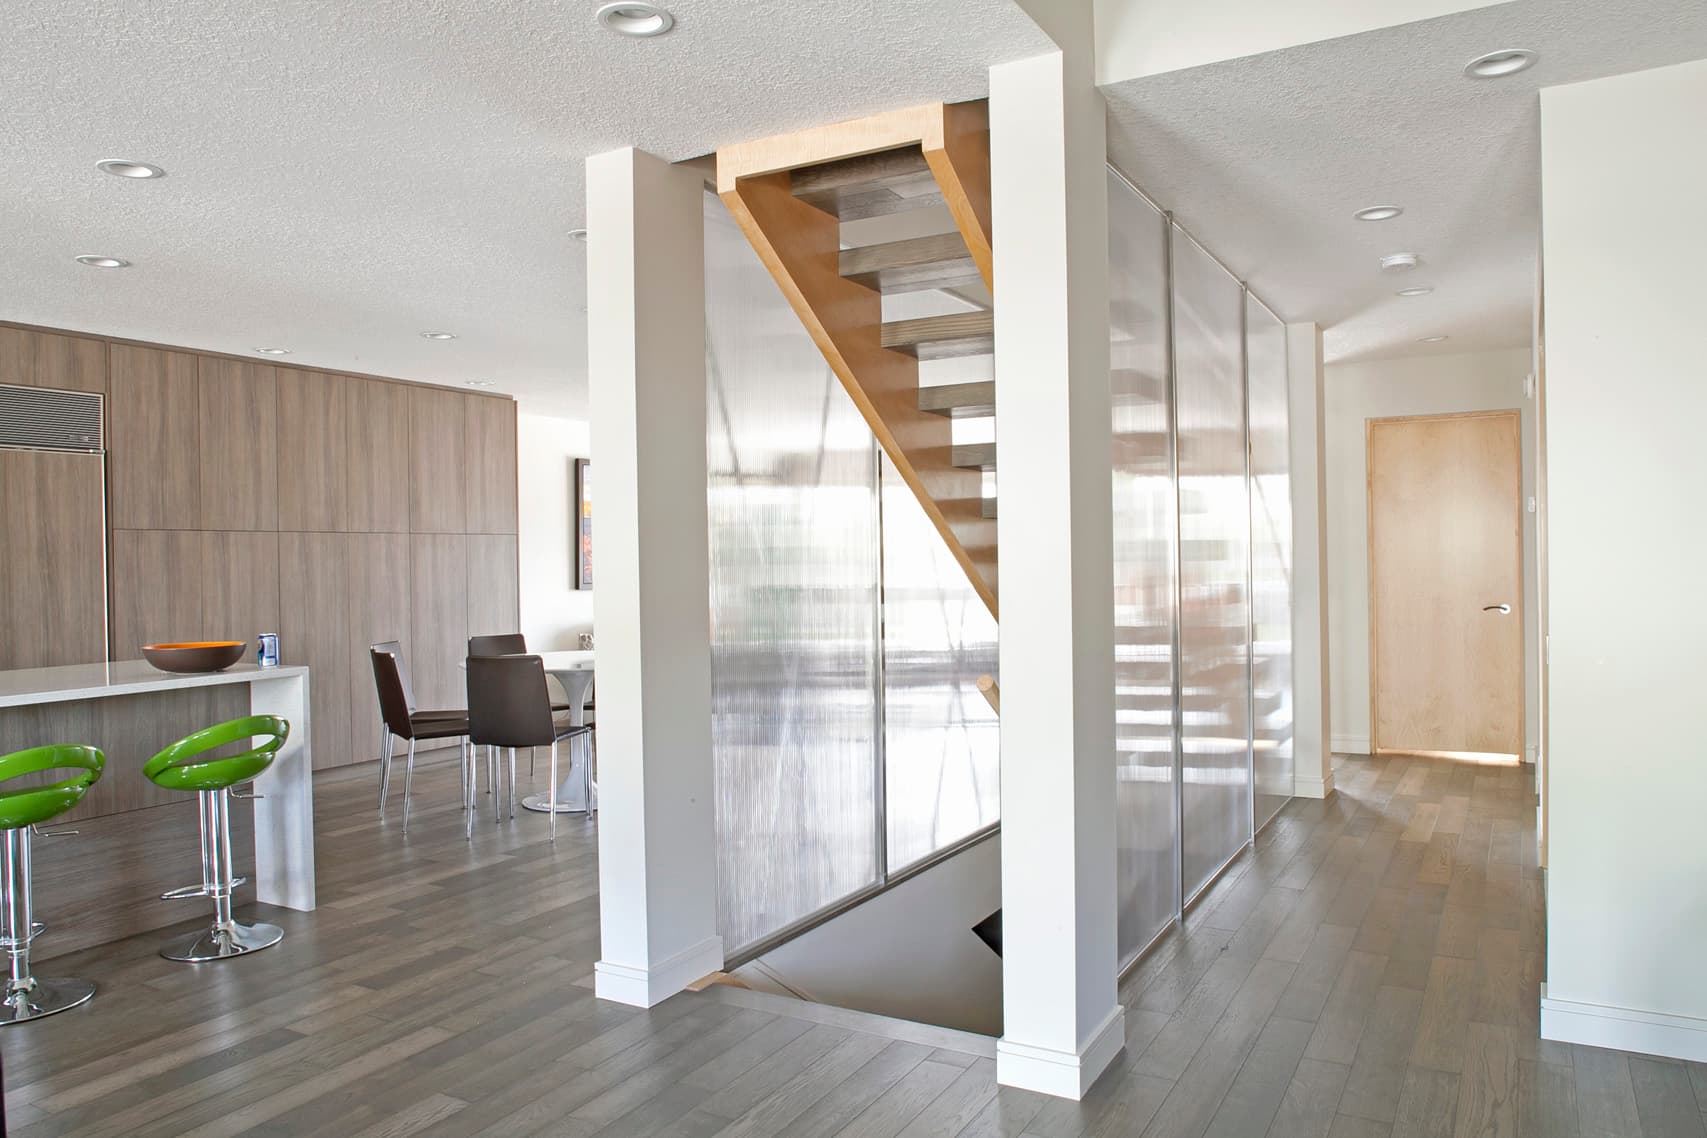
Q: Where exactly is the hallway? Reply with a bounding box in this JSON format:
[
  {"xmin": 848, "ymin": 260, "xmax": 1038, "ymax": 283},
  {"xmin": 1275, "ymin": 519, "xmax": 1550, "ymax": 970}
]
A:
[{"xmin": 0, "ymin": 752, "xmax": 1698, "ymax": 1136}]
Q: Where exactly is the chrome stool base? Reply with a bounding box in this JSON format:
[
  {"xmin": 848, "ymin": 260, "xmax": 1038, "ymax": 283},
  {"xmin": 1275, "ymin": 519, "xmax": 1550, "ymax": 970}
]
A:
[
  {"xmin": 160, "ymin": 920, "xmax": 284, "ymax": 963},
  {"xmin": 0, "ymin": 977, "xmax": 95, "ymax": 1024}
]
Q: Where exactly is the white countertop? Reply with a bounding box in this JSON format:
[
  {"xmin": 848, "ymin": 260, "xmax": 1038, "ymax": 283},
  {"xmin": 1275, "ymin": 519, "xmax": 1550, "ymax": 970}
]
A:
[{"xmin": 0, "ymin": 660, "xmax": 309, "ymax": 709}]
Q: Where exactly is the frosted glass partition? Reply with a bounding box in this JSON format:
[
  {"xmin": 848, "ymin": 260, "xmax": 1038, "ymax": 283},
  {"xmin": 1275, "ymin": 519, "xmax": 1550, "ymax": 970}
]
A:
[
  {"xmin": 880, "ymin": 456, "xmax": 1000, "ymax": 871},
  {"xmin": 1171, "ymin": 225, "xmax": 1253, "ymax": 901},
  {"xmin": 1108, "ymin": 171, "xmax": 1180, "ymax": 964},
  {"xmin": 705, "ymin": 198, "xmax": 883, "ymax": 952},
  {"xmin": 1246, "ymin": 297, "xmax": 1294, "ymax": 829}
]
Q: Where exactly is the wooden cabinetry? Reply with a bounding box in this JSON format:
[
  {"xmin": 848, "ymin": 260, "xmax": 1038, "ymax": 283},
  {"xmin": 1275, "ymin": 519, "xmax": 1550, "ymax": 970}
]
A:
[
  {"xmin": 281, "ymin": 532, "xmax": 350, "ymax": 770},
  {"xmin": 410, "ymin": 534, "xmax": 469, "ymax": 711},
  {"xmin": 198, "ymin": 358, "xmax": 278, "ymax": 531},
  {"xmin": 467, "ymin": 535, "xmax": 520, "ymax": 637},
  {"xmin": 277, "ymin": 370, "xmax": 348, "ymax": 531},
  {"xmin": 0, "ymin": 451, "xmax": 107, "ymax": 668},
  {"xmin": 108, "ymin": 345, "xmax": 200, "ymax": 529},
  {"xmin": 109, "ymin": 530, "xmax": 202, "ymax": 658},
  {"xmin": 408, "ymin": 387, "xmax": 467, "ymax": 533},
  {"xmin": 345, "ymin": 378, "xmax": 410, "ymax": 533},
  {"xmin": 0, "ymin": 327, "xmax": 105, "ymax": 392},
  {"xmin": 347, "ymin": 532, "xmax": 411, "ymax": 764},
  {"xmin": 465, "ymin": 396, "xmax": 518, "ymax": 534}
]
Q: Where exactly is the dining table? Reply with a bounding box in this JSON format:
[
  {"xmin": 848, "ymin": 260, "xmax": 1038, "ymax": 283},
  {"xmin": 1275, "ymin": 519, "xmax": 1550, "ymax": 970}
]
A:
[{"xmin": 460, "ymin": 649, "xmax": 596, "ymax": 815}]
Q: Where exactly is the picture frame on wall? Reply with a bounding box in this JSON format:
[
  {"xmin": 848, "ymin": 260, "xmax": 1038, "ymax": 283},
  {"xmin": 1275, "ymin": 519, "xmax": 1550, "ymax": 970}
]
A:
[{"xmin": 574, "ymin": 457, "xmax": 592, "ymax": 590}]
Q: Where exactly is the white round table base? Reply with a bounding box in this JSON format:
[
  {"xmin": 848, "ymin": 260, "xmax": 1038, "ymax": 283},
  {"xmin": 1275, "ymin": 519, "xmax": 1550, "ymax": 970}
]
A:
[{"xmin": 521, "ymin": 794, "xmax": 591, "ymax": 815}]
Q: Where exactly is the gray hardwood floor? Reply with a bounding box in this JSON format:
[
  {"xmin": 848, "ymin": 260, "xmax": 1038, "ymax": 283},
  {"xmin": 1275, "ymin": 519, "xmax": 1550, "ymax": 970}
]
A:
[{"xmin": 1, "ymin": 751, "xmax": 1700, "ymax": 1137}]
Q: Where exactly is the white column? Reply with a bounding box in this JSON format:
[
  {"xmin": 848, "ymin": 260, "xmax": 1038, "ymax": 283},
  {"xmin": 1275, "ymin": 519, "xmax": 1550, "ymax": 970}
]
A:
[
  {"xmin": 587, "ymin": 147, "xmax": 722, "ymax": 1008},
  {"xmin": 991, "ymin": 32, "xmax": 1124, "ymax": 1098},
  {"xmin": 1286, "ymin": 323, "xmax": 1333, "ymax": 798},
  {"xmin": 248, "ymin": 668, "xmax": 316, "ymax": 910}
]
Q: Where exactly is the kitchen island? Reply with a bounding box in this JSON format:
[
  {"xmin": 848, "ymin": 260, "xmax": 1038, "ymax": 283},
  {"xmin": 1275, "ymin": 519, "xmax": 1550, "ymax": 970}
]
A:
[{"xmin": 0, "ymin": 660, "xmax": 315, "ymax": 953}]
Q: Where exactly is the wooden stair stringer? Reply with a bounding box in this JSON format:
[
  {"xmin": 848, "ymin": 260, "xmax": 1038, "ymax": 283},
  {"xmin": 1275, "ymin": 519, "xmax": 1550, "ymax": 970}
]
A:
[
  {"xmin": 717, "ymin": 169, "xmax": 998, "ymax": 618},
  {"xmin": 921, "ymin": 99, "xmax": 994, "ymax": 291}
]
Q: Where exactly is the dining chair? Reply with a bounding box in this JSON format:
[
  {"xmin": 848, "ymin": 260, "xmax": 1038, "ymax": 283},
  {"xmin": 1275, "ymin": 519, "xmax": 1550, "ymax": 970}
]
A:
[
  {"xmin": 466, "ymin": 655, "xmax": 590, "ymax": 841},
  {"xmin": 370, "ymin": 647, "xmax": 471, "ymax": 833}
]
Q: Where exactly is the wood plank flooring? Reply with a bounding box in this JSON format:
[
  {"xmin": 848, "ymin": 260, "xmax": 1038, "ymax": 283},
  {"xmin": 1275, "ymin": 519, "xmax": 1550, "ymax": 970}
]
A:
[{"xmin": 1, "ymin": 751, "xmax": 1702, "ymax": 1137}]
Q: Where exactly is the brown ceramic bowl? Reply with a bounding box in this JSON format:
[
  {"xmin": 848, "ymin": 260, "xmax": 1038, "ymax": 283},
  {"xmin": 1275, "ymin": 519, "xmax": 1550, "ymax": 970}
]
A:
[{"xmin": 141, "ymin": 641, "xmax": 248, "ymax": 674}]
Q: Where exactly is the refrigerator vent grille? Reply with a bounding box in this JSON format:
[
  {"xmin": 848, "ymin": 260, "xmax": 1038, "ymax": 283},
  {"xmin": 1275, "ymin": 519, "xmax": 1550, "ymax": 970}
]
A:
[{"xmin": 0, "ymin": 383, "xmax": 104, "ymax": 452}]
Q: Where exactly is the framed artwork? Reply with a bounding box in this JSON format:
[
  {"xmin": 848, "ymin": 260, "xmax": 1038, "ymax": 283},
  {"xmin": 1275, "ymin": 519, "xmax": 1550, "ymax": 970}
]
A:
[{"xmin": 574, "ymin": 458, "xmax": 593, "ymax": 590}]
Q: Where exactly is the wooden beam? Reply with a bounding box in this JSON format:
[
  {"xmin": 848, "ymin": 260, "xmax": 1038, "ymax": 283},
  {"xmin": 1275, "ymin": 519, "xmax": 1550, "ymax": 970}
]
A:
[{"xmin": 923, "ymin": 100, "xmax": 995, "ymax": 290}]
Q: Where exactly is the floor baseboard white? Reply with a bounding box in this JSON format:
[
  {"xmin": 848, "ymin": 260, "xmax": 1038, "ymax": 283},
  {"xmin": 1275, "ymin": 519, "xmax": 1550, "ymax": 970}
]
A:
[
  {"xmin": 1540, "ymin": 984, "xmax": 1707, "ymax": 1063},
  {"xmin": 595, "ymin": 935, "xmax": 725, "ymax": 1009},
  {"xmin": 997, "ymin": 1005, "xmax": 1126, "ymax": 1099},
  {"xmin": 1331, "ymin": 735, "xmax": 1371, "ymax": 755},
  {"xmin": 1294, "ymin": 771, "xmax": 1336, "ymax": 799}
]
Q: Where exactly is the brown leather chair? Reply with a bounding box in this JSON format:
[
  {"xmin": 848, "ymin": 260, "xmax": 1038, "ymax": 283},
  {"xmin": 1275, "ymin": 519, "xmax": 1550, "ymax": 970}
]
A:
[
  {"xmin": 370, "ymin": 646, "xmax": 470, "ymax": 834},
  {"xmin": 467, "ymin": 634, "xmax": 572, "ymax": 716},
  {"xmin": 466, "ymin": 654, "xmax": 590, "ymax": 841}
]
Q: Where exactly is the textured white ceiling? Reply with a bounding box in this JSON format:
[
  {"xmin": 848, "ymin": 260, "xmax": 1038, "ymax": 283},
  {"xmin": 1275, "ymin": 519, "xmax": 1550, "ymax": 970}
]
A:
[
  {"xmin": 1, "ymin": 1, "xmax": 1049, "ymax": 415},
  {"xmin": 1103, "ymin": 0, "xmax": 1707, "ymax": 364}
]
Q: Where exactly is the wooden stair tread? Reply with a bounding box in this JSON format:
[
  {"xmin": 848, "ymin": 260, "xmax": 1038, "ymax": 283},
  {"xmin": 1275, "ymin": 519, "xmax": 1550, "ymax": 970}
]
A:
[
  {"xmin": 951, "ymin": 442, "xmax": 996, "ymax": 470},
  {"xmin": 918, "ymin": 381, "xmax": 994, "ymax": 418},
  {"xmin": 793, "ymin": 146, "xmax": 943, "ymax": 220},
  {"xmin": 942, "ymin": 495, "xmax": 997, "ymax": 520},
  {"xmin": 840, "ymin": 234, "xmax": 982, "ymax": 294},
  {"xmin": 881, "ymin": 311, "xmax": 994, "ymax": 360}
]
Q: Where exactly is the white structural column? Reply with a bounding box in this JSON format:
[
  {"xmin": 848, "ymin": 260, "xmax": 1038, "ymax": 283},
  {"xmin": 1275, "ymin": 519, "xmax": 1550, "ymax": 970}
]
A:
[
  {"xmin": 588, "ymin": 147, "xmax": 723, "ymax": 1008},
  {"xmin": 990, "ymin": 13, "xmax": 1124, "ymax": 1099},
  {"xmin": 1286, "ymin": 323, "xmax": 1333, "ymax": 798}
]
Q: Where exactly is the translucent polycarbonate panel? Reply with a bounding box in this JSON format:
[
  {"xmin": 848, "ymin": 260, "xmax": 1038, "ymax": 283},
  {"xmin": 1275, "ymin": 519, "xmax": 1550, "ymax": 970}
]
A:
[
  {"xmin": 880, "ymin": 455, "xmax": 1000, "ymax": 871},
  {"xmin": 1108, "ymin": 171, "xmax": 1180, "ymax": 964},
  {"xmin": 704, "ymin": 196, "xmax": 883, "ymax": 954},
  {"xmin": 1246, "ymin": 297, "xmax": 1294, "ymax": 830},
  {"xmin": 1171, "ymin": 226, "xmax": 1253, "ymax": 901}
]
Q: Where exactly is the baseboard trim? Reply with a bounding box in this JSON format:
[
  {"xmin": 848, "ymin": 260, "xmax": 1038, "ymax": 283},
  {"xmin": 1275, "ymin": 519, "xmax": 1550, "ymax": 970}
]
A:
[
  {"xmin": 997, "ymin": 1004, "xmax": 1125, "ymax": 1099},
  {"xmin": 595, "ymin": 934, "xmax": 725, "ymax": 1009},
  {"xmin": 1294, "ymin": 771, "xmax": 1336, "ymax": 799},
  {"xmin": 1540, "ymin": 984, "xmax": 1707, "ymax": 1063},
  {"xmin": 1331, "ymin": 735, "xmax": 1371, "ymax": 755}
]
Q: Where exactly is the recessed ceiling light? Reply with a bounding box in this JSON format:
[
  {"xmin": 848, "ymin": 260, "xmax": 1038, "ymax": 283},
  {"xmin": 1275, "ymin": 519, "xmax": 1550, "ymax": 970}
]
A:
[
  {"xmin": 1418, "ymin": 335, "xmax": 1449, "ymax": 343},
  {"xmin": 568, "ymin": 228, "xmax": 589, "ymax": 241},
  {"xmin": 1380, "ymin": 252, "xmax": 1421, "ymax": 271},
  {"xmin": 1464, "ymin": 49, "xmax": 1538, "ymax": 79},
  {"xmin": 74, "ymin": 254, "xmax": 130, "ymax": 268},
  {"xmin": 464, "ymin": 379, "xmax": 496, "ymax": 388},
  {"xmin": 596, "ymin": 2, "xmax": 674, "ymax": 37},
  {"xmin": 254, "ymin": 347, "xmax": 291, "ymax": 355},
  {"xmin": 1354, "ymin": 205, "xmax": 1403, "ymax": 222},
  {"xmin": 96, "ymin": 159, "xmax": 166, "ymax": 179},
  {"xmin": 1397, "ymin": 286, "xmax": 1435, "ymax": 297},
  {"xmin": 421, "ymin": 331, "xmax": 457, "ymax": 340}
]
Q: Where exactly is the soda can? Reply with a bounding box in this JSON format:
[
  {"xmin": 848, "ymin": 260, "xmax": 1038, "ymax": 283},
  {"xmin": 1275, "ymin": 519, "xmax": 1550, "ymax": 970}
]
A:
[{"xmin": 257, "ymin": 632, "xmax": 280, "ymax": 668}]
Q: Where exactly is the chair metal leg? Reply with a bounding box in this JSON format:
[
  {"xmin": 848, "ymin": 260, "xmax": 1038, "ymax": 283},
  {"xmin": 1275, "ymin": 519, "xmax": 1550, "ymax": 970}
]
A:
[
  {"xmin": 508, "ymin": 748, "xmax": 518, "ymax": 821},
  {"xmin": 159, "ymin": 789, "xmax": 283, "ymax": 963},
  {"xmin": 547, "ymin": 741, "xmax": 558, "ymax": 841},
  {"xmin": 377, "ymin": 725, "xmax": 394, "ymax": 815},
  {"xmin": 1, "ymin": 827, "xmax": 94, "ymax": 1023},
  {"xmin": 401, "ymin": 739, "xmax": 418, "ymax": 833},
  {"xmin": 464, "ymin": 741, "xmax": 476, "ymax": 842},
  {"xmin": 491, "ymin": 746, "xmax": 502, "ymax": 824},
  {"xmin": 581, "ymin": 731, "xmax": 596, "ymax": 816}
]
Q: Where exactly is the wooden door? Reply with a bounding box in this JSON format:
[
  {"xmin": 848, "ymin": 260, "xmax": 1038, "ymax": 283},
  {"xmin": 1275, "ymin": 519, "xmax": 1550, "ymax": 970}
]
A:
[{"xmin": 1369, "ymin": 410, "xmax": 1523, "ymax": 756}]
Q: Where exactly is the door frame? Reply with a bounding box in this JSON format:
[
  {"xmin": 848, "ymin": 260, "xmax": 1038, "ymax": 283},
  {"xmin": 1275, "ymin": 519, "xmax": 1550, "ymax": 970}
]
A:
[{"xmin": 1366, "ymin": 408, "xmax": 1525, "ymax": 758}]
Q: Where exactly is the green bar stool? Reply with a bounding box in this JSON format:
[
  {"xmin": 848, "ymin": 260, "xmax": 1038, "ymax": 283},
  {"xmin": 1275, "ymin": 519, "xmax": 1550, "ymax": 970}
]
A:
[
  {"xmin": 144, "ymin": 716, "xmax": 288, "ymax": 963},
  {"xmin": 0, "ymin": 744, "xmax": 104, "ymax": 1024}
]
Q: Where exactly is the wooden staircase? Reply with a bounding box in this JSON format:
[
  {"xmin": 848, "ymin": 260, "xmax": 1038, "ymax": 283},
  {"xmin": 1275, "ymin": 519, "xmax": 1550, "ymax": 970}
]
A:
[{"xmin": 716, "ymin": 101, "xmax": 1000, "ymax": 618}]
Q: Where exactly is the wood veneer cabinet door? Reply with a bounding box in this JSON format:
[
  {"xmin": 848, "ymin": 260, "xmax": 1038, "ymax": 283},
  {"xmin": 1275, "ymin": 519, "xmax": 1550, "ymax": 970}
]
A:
[
  {"xmin": 347, "ymin": 532, "xmax": 411, "ymax": 766},
  {"xmin": 0, "ymin": 327, "xmax": 106, "ymax": 392},
  {"xmin": 410, "ymin": 534, "xmax": 468, "ymax": 711},
  {"xmin": 277, "ymin": 370, "xmax": 348, "ymax": 532},
  {"xmin": 0, "ymin": 451, "xmax": 107, "ymax": 668},
  {"xmin": 199, "ymin": 358, "xmax": 278, "ymax": 530},
  {"xmin": 464, "ymin": 395, "xmax": 517, "ymax": 534},
  {"xmin": 345, "ymin": 378, "xmax": 410, "ymax": 533},
  {"xmin": 108, "ymin": 345, "xmax": 200, "ymax": 530},
  {"xmin": 109, "ymin": 530, "xmax": 202, "ymax": 659},
  {"xmin": 201, "ymin": 531, "xmax": 281, "ymax": 648},
  {"xmin": 409, "ymin": 387, "xmax": 466, "ymax": 534},
  {"xmin": 280, "ymin": 532, "xmax": 351, "ymax": 770},
  {"xmin": 466, "ymin": 534, "xmax": 519, "ymax": 637}
]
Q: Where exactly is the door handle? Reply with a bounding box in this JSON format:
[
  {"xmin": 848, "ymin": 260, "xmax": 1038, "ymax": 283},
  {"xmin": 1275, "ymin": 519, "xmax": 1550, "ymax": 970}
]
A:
[{"xmin": 1482, "ymin": 604, "xmax": 1511, "ymax": 614}]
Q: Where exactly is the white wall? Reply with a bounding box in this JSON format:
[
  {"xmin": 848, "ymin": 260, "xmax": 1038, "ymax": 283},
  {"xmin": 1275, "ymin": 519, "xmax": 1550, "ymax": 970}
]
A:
[
  {"xmin": 1324, "ymin": 347, "xmax": 1536, "ymax": 755},
  {"xmin": 1538, "ymin": 59, "xmax": 1707, "ymax": 1059},
  {"xmin": 1092, "ymin": 0, "xmax": 1503, "ymax": 83},
  {"xmin": 516, "ymin": 411, "xmax": 593, "ymax": 651},
  {"xmin": 736, "ymin": 835, "xmax": 1003, "ymax": 1037}
]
